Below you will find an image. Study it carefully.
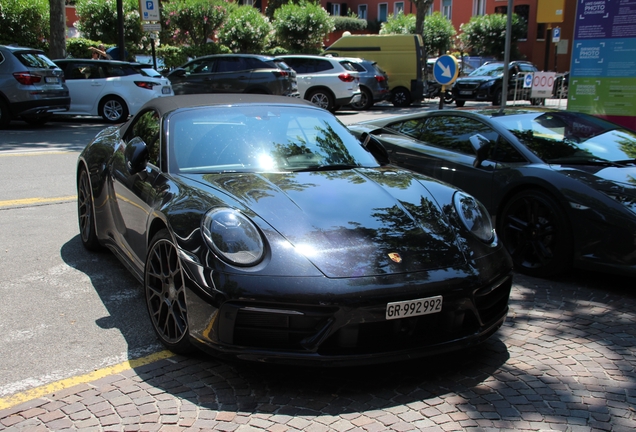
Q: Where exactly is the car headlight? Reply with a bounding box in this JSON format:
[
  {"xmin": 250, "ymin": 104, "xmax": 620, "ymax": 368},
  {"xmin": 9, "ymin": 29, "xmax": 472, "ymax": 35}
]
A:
[
  {"xmin": 479, "ymin": 80, "xmax": 496, "ymax": 89},
  {"xmin": 202, "ymin": 208, "xmax": 265, "ymax": 266},
  {"xmin": 453, "ymin": 192, "xmax": 494, "ymax": 243}
]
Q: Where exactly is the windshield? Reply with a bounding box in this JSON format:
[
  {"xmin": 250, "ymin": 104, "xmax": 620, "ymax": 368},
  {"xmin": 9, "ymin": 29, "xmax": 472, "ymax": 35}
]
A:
[
  {"xmin": 469, "ymin": 63, "xmax": 505, "ymax": 77},
  {"xmin": 492, "ymin": 112, "xmax": 636, "ymax": 164},
  {"xmin": 168, "ymin": 105, "xmax": 380, "ymax": 173}
]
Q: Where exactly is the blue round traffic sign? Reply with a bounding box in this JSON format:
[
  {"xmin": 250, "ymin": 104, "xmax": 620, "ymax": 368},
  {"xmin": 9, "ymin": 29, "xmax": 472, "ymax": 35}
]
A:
[
  {"xmin": 433, "ymin": 55, "xmax": 459, "ymax": 86},
  {"xmin": 524, "ymin": 73, "xmax": 534, "ymax": 88}
]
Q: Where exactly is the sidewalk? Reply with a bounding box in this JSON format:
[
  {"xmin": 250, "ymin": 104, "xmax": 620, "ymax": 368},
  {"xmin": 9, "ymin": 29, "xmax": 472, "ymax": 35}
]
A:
[{"xmin": 1, "ymin": 271, "xmax": 634, "ymax": 431}]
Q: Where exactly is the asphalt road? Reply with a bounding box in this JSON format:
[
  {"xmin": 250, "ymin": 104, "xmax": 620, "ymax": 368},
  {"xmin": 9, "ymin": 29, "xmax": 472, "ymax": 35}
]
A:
[{"xmin": 1, "ymin": 101, "xmax": 634, "ymax": 431}]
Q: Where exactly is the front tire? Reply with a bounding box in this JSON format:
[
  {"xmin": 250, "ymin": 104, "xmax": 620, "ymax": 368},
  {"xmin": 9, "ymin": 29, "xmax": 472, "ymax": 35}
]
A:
[
  {"xmin": 99, "ymin": 96, "xmax": 129, "ymax": 123},
  {"xmin": 145, "ymin": 229, "xmax": 194, "ymax": 354},
  {"xmin": 306, "ymin": 89, "xmax": 335, "ymax": 112},
  {"xmin": 497, "ymin": 189, "xmax": 572, "ymax": 278},
  {"xmin": 492, "ymin": 89, "xmax": 503, "ymax": 106},
  {"xmin": 391, "ymin": 88, "xmax": 411, "ymax": 107},
  {"xmin": 351, "ymin": 87, "xmax": 373, "ymax": 110},
  {"xmin": 77, "ymin": 167, "xmax": 102, "ymax": 251}
]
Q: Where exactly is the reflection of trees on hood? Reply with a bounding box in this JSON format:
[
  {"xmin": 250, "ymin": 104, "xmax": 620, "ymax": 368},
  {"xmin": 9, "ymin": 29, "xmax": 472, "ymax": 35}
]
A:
[{"xmin": 203, "ymin": 173, "xmax": 316, "ymax": 204}]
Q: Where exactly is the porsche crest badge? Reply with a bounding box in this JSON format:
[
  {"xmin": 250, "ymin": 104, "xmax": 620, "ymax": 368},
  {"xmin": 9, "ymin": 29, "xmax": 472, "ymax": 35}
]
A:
[{"xmin": 388, "ymin": 252, "xmax": 402, "ymax": 263}]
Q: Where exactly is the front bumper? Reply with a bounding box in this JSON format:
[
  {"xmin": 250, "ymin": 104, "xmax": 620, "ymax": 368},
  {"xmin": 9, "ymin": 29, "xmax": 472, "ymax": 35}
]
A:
[{"xmin": 180, "ymin": 252, "xmax": 513, "ymax": 366}]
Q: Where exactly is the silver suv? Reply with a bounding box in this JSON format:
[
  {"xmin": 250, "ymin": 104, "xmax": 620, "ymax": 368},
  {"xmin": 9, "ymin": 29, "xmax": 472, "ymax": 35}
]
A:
[
  {"xmin": 0, "ymin": 45, "xmax": 70, "ymax": 128},
  {"xmin": 275, "ymin": 55, "xmax": 361, "ymax": 112}
]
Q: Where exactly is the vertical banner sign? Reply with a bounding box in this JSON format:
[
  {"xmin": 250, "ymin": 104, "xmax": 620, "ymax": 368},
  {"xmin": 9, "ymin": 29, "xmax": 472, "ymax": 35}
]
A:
[
  {"xmin": 569, "ymin": 0, "xmax": 636, "ymax": 130},
  {"xmin": 139, "ymin": 0, "xmax": 160, "ymax": 22}
]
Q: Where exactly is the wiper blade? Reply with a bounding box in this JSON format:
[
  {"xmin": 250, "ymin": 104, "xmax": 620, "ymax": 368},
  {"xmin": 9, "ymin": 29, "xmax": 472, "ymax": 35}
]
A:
[{"xmin": 292, "ymin": 164, "xmax": 359, "ymax": 172}]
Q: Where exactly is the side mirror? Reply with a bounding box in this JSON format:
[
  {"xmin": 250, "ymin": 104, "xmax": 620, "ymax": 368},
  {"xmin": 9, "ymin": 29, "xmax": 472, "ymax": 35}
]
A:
[
  {"xmin": 469, "ymin": 134, "xmax": 491, "ymax": 168},
  {"xmin": 124, "ymin": 137, "xmax": 149, "ymax": 174},
  {"xmin": 361, "ymin": 133, "xmax": 390, "ymax": 165}
]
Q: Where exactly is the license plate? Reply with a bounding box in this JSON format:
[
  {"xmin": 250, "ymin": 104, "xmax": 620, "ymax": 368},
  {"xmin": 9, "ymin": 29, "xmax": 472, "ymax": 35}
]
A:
[
  {"xmin": 162, "ymin": 86, "xmax": 171, "ymax": 94},
  {"xmin": 386, "ymin": 296, "xmax": 442, "ymax": 320},
  {"xmin": 459, "ymin": 90, "xmax": 472, "ymax": 95},
  {"xmin": 45, "ymin": 77, "xmax": 59, "ymax": 84}
]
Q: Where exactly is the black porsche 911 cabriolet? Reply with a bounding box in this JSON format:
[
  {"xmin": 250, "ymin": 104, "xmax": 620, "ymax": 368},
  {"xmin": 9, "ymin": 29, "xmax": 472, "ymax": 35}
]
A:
[{"xmin": 77, "ymin": 94, "xmax": 513, "ymax": 366}]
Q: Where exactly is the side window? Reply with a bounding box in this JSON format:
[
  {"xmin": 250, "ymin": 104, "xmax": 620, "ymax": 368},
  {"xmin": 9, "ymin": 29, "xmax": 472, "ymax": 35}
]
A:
[
  {"xmin": 387, "ymin": 119, "xmax": 426, "ymax": 140},
  {"xmin": 285, "ymin": 58, "xmax": 307, "ymax": 74},
  {"xmin": 420, "ymin": 116, "xmax": 497, "ymax": 155},
  {"xmin": 126, "ymin": 110, "xmax": 161, "ymax": 167},
  {"xmin": 188, "ymin": 60, "xmax": 214, "ymax": 74},
  {"xmin": 313, "ymin": 59, "xmax": 334, "ymax": 72},
  {"xmin": 217, "ymin": 57, "xmax": 247, "ymax": 73}
]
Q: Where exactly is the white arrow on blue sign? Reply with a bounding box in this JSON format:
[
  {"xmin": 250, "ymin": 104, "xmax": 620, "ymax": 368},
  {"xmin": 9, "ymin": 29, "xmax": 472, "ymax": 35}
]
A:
[
  {"xmin": 524, "ymin": 73, "xmax": 534, "ymax": 88},
  {"xmin": 433, "ymin": 55, "xmax": 459, "ymax": 86}
]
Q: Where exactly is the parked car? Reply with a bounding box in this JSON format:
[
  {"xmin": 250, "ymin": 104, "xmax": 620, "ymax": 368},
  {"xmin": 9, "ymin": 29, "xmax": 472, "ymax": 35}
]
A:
[
  {"xmin": 53, "ymin": 59, "xmax": 173, "ymax": 123},
  {"xmin": 275, "ymin": 55, "xmax": 361, "ymax": 112},
  {"xmin": 348, "ymin": 108, "xmax": 636, "ymax": 278},
  {"xmin": 337, "ymin": 57, "xmax": 389, "ymax": 110},
  {"xmin": 0, "ymin": 44, "xmax": 70, "ymax": 128},
  {"xmin": 323, "ymin": 34, "xmax": 426, "ymax": 107},
  {"xmin": 452, "ymin": 61, "xmax": 545, "ymax": 107},
  {"xmin": 76, "ymin": 94, "xmax": 513, "ymax": 365},
  {"xmin": 166, "ymin": 54, "xmax": 299, "ymax": 98}
]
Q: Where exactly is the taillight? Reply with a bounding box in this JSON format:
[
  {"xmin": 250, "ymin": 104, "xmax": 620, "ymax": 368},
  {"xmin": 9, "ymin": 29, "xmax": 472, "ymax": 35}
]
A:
[
  {"xmin": 135, "ymin": 81, "xmax": 159, "ymax": 90},
  {"xmin": 375, "ymin": 75, "xmax": 386, "ymax": 83},
  {"xmin": 13, "ymin": 72, "xmax": 42, "ymax": 85},
  {"xmin": 273, "ymin": 70, "xmax": 289, "ymax": 77},
  {"xmin": 338, "ymin": 73, "xmax": 356, "ymax": 83}
]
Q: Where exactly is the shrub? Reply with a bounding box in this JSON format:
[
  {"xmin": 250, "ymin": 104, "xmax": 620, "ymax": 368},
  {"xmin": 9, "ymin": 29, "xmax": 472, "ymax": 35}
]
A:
[
  {"xmin": 217, "ymin": 5, "xmax": 273, "ymax": 53},
  {"xmin": 0, "ymin": 0, "xmax": 50, "ymax": 49},
  {"xmin": 272, "ymin": 0, "xmax": 334, "ymax": 54},
  {"xmin": 333, "ymin": 16, "xmax": 367, "ymax": 32},
  {"xmin": 161, "ymin": 0, "xmax": 229, "ymax": 47}
]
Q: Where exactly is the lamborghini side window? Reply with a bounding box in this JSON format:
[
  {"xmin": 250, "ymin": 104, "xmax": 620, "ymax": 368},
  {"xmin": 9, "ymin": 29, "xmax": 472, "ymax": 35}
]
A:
[
  {"xmin": 421, "ymin": 116, "xmax": 498, "ymax": 156},
  {"xmin": 127, "ymin": 110, "xmax": 161, "ymax": 167}
]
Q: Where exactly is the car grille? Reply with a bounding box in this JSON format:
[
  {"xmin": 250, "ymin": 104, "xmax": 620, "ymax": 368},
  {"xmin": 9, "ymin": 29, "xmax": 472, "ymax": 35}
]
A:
[
  {"xmin": 219, "ymin": 275, "xmax": 512, "ymax": 355},
  {"xmin": 455, "ymin": 82, "xmax": 481, "ymax": 91}
]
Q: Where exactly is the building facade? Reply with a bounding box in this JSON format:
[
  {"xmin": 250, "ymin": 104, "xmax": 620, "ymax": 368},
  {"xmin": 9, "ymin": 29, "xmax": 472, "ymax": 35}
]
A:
[{"xmin": 308, "ymin": 0, "xmax": 576, "ymax": 73}]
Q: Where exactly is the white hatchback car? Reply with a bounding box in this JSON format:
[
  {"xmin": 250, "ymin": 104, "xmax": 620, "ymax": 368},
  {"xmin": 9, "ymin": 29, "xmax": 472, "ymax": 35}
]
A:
[
  {"xmin": 275, "ymin": 55, "xmax": 361, "ymax": 112},
  {"xmin": 53, "ymin": 59, "xmax": 173, "ymax": 123}
]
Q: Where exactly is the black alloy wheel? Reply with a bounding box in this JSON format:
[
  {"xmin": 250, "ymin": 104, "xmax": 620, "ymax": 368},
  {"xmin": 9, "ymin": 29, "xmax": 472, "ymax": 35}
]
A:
[
  {"xmin": 391, "ymin": 88, "xmax": 411, "ymax": 107},
  {"xmin": 145, "ymin": 229, "xmax": 193, "ymax": 354},
  {"xmin": 77, "ymin": 168, "xmax": 102, "ymax": 250},
  {"xmin": 498, "ymin": 189, "xmax": 572, "ymax": 278}
]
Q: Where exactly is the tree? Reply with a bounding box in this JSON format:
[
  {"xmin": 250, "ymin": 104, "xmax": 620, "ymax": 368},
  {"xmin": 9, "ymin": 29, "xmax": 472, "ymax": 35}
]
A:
[
  {"xmin": 459, "ymin": 13, "xmax": 527, "ymax": 59},
  {"xmin": 380, "ymin": 11, "xmax": 455, "ymax": 58},
  {"xmin": 217, "ymin": 5, "xmax": 273, "ymax": 53},
  {"xmin": 272, "ymin": 0, "xmax": 334, "ymax": 54},
  {"xmin": 410, "ymin": 0, "xmax": 434, "ymax": 34},
  {"xmin": 422, "ymin": 12, "xmax": 456, "ymax": 56},
  {"xmin": 49, "ymin": 0, "xmax": 66, "ymax": 59},
  {"xmin": 75, "ymin": 0, "xmax": 144, "ymax": 48}
]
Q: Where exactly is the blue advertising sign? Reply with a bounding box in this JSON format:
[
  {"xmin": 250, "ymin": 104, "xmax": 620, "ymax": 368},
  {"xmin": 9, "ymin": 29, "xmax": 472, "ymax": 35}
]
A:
[
  {"xmin": 569, "ymin": 0, "xmax": 636, "ymax": 131},
  {"xmin": 433, "ymin": 55, "xmax": 459, "ymax": 86}
]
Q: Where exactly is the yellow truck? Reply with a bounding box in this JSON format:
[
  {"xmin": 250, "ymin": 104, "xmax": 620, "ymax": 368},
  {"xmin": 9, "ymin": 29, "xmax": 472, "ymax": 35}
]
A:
[{"xmin": 323, "ymin": 34, "xmax": 426, "ymax": 107}]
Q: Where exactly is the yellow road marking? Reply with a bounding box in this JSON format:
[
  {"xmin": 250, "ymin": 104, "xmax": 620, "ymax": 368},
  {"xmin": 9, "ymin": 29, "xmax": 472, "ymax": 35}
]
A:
[
  {"xmin": 0, "ymin": 196, "xmax": 76, "ymax": 209},
  {"xmin": 0, "ymin": 350, "xmax": 175, "ymax": 410}
]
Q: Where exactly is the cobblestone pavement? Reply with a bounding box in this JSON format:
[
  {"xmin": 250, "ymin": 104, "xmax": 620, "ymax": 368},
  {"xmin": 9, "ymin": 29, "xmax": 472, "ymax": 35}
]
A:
[{"xmin": 1, "ymin": 269, "xmax": 635, "ymax": 432}]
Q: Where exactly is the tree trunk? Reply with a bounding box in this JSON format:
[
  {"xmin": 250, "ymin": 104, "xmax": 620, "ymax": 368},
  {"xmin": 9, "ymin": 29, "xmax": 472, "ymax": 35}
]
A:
[{"xmin": 49, "ymin": 0, "xmax": 67, "ymax": 59}]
